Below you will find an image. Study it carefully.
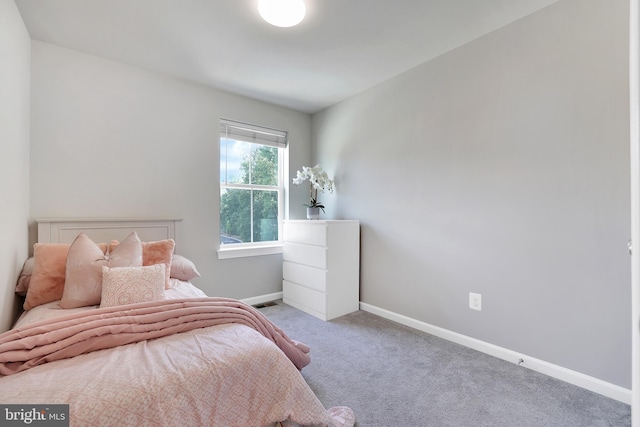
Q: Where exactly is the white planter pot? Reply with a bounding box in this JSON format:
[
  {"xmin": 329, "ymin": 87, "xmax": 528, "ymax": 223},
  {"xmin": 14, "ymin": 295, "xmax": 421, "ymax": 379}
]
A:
[{"xmin": 306, "ymin": 207, "xmax": 320, "ymax": 220}]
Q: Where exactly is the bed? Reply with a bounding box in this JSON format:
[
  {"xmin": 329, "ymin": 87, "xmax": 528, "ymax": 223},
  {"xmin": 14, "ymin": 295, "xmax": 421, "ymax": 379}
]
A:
[{"xmin": 0, "ymin": 218, "xmax": 354, "ymax": 427}]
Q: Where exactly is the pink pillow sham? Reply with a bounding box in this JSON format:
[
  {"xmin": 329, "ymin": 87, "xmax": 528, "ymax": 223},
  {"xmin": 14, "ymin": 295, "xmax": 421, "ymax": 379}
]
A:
[
  {"xmin": 60, "ymin": 232, "xmax": 142, "ymax": 309},
  {"xmin": 15, "ymin": 257, "xmax": 34, "ymax": 296},
  {"xmin": 21, "ymin": 234, "xmax": 199, "ymax": 310},
  {"xmin": 17, "ymin": 254, "xmax": 200, "ymax": 297},
  {"xmin": 170, "ymin": 254, "xmax": 201, "ymax": 281}
]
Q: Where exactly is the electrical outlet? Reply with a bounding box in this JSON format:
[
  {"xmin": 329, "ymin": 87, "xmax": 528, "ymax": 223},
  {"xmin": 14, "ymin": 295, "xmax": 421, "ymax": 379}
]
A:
[{"xmin": 469, "ymin": 292, "xmax": 482, "ymax": 311}]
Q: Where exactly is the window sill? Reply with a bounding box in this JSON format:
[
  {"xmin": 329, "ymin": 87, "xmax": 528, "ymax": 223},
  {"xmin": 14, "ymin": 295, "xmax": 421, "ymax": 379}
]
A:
[{"xmin": 217, "ymin": 243, "xmax": 283, "ymax": 259}]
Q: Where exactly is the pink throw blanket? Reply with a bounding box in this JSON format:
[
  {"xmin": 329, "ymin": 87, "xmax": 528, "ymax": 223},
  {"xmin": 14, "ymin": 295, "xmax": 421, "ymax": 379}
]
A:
[{"xmin": 0, "ymin": 297, "xmax": 311, "ymax": 375}]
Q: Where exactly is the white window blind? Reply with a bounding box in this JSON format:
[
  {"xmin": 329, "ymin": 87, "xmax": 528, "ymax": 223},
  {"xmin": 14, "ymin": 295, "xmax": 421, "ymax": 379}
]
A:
[{"xmin": 220, "ymin": 118, "xmax": 288, "ymax": 148}]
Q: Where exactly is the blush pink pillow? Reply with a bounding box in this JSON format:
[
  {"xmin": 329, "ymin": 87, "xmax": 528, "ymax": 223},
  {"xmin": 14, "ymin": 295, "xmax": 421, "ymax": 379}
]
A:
[
  {"xmin": 23, "ymin": 244, "xmax": 71, "ymax": 310},
  {"xmin": 142, "ymin": 240, "xmax": 175, "ymax": 288},
  {"xmin": 100, "ymin": 264, "xmax": 165, "ymax": 308},
  {"xmin": 60, "ymin": 232, "xmax": 142, "ymax": 309}
]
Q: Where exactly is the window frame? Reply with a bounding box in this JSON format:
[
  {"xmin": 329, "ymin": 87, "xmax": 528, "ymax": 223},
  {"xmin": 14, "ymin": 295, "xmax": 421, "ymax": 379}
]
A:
[{"xmin": 217, "ymin": 119, "xmax": 287, "ymax": 259}]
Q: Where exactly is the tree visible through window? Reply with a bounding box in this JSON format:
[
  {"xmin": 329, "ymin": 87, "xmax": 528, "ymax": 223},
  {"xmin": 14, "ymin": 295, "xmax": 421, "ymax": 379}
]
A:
[{"xmin": 220, "ymin": 119, "xmax": 286, "ymax": 246}]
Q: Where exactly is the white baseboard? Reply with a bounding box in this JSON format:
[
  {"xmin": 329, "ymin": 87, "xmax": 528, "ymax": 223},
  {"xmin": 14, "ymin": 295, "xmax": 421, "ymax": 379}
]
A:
[
  {"xmin": 359, "ymin": 302, "xmax": 631, "ymax": 405},
  {"xmin": 241, "ymin": 292, "xmax": 283, "ymax": 306}
]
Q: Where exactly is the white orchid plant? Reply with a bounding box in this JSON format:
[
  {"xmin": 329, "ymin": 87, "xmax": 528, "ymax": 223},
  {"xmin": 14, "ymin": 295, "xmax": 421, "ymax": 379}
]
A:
[{"xmin": 292, "ymin": 165, "xmax": 335, "ymax": 212}]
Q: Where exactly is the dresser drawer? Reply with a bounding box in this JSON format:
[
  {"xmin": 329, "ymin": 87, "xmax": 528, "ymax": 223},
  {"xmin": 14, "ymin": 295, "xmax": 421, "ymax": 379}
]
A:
[
  {"xmin": 283, "ymin": 242, "xmax": 327, "ymax": 269},
  {"xmin": 283, "ymin": 261, "xmax": 326, "ymax": 292},
  {"xmin": 283, "ymin": 222, "xmax": 327, "ymax": 246},
  {"xmin": 282, "ymin": 220, "xmax": 359, "ymax": 321},
  {"xmin": 283, "ymin": 280, "xmax": 326, "ymax": 315}
]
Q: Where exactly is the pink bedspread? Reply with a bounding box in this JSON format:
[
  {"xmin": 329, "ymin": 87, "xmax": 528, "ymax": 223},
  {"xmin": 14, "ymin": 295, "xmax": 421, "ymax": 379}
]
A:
[
  {"xmin": 0, "ymin": 295, "xmax": 356, "ymax": 426},
  {"xmin": 0, "ymin": 297, "xmax": 310, "ymax": 375},
  {"xmin": 0, "ymin": 323, "xmax": 354, "ymax": 426}
]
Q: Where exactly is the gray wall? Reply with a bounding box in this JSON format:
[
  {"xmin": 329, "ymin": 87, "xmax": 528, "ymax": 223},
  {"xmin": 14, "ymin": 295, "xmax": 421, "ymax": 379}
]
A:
[
  {"xmin": 312, "ymin": 0, "xmax": 631, "ymax": 387},
  {"xmin": 0, "ymin": 0, "xmax": 30, "ymax": 332},
  {"xmin": 29, "ymin": 41, "xmax": 311, "ymax": 301},
  {"xmin": 19, "ymin": 0, "xmax": 633, "ymax": 389}
]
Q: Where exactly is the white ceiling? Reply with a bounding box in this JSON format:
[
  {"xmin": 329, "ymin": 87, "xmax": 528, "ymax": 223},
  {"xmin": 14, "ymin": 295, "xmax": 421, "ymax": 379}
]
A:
[{"xmin": 15, "ymin": 0, "xmax": 558, "ymax": 114}]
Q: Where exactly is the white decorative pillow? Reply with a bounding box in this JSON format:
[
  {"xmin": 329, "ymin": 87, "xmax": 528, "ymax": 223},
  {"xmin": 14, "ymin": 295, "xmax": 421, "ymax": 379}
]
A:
[{"xmin": 100, "ymin": 264, "xmax": 165, "ymax": 308}]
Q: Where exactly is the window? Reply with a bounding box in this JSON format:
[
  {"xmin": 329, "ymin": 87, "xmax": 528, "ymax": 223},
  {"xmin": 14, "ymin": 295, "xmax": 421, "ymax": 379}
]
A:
[{"xmin": 219, "ymin": 119, "xmax": 286, "ymax": 257}]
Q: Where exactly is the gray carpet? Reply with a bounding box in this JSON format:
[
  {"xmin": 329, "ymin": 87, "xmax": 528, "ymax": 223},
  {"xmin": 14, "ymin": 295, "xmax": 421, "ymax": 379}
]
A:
[{"xmin": 258, "ymin": 301, "xmax": 631, "ymax": 427}]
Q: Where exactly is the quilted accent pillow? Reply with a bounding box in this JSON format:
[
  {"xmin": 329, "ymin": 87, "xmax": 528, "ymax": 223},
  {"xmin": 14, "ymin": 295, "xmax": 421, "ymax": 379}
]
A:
[
  {"xmin": 100, "ymin": 264, "xmax": 166, "ymax": 308},
  {"xmin": 170, "ymin": 254, "xmax": 201, "ymax": 281},
  {"xmin": 60, "ymin": 232, "xmax": 142, "ymax": 309},
  {"xmin": 110, "ymin": 239, "xmax": 175, "ymax": 288}
]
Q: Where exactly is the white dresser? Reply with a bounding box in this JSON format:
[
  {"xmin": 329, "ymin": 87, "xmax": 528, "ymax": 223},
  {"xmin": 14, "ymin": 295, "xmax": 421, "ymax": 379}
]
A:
[{"xmin": 282, "ymin": 220, "xmax": 360, "ymax": 321}]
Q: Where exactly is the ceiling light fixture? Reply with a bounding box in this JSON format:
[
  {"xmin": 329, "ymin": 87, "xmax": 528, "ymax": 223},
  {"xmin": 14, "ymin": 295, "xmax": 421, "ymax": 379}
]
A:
[{"xmin": 258, "ymin": 0, "xmax": 306, "ymax": 28}]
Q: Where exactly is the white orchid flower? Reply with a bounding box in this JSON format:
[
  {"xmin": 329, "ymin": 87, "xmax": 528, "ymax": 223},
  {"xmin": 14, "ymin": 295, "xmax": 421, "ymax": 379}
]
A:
[{"xmin": 292, "ymin": 165, "xmax": 335, "ymax": 211}]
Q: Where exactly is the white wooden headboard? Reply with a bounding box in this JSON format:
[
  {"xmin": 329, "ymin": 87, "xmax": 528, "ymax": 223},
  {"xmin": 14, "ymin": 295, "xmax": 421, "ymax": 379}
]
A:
[{"xmin": 36, "ymin": 218, "xmax": 182, "ymax": 244}]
